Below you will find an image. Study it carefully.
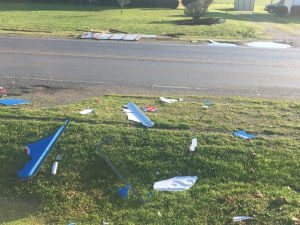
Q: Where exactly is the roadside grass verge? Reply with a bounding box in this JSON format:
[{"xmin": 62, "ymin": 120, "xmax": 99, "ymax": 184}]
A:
[
  {"xmin": 1, "ymin": 1, "xmax": 299, "ymax": 41},
  {"xmin": 0, "ymin": 95, "xmax": 300, "ymax": 224}
]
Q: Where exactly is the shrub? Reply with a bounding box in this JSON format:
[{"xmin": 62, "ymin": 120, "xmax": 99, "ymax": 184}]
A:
[
  {"xmin": 274, "ymin": 5, "xmax": 288, "ymax": 16},
  {"xmin": 129, "ymin": 0, "xmax": 157, "ymax": 7},
  {"xmin": 156, "ymin": 0, "xmax": 179, "ymax": 8},
  {"xmin": 184, "ymin": 0, "xmax": 213, "ymax": 20},
  {"xmin": 182, "ymin": 0, "xmax": 196, "ymax": 7},
  {"xmin": 291, "ymin": 5, "xmax": 300, "ymax": 16}
]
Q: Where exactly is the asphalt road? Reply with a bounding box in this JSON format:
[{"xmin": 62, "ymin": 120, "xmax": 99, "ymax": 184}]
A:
[{"xmin": 0, "ymin": 36, "xmax": 300, "ymax": 98}]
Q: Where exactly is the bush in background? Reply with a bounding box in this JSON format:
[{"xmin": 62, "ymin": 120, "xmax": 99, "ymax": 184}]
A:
[
  {"xmin": 184, "ymin": 0, "xmax": 213, "ymax": 20},
  {"xmin": 274, "ymin": 5, "xmax": 288, "ymax": 16},
  {"xmin": 291, "ymin": 5, "xmax": 300, "ymax": 16}
]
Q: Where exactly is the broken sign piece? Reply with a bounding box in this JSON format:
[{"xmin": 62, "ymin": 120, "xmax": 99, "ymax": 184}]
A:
[
  {"xmin": 190, "ymin": 138, "xmax": 197, "ymax": 152},
  {"xmin": 233, "ymin": 130, "xmax": 256, "ymax": 139},
  {"xmin": 79, "ymin": 108, "xmax": 94, "ymax": 115},
  {"xmin": 0, "ymin": 99, "xmax": 31, "ymax": 106},
  {"xmin": 118, "ymin": 186, "xmax": 131, "ymax": 199},
  {"xmin": 123, "ymin": 102, "xmax": 154, "ymax": 128},
  {"xmin": 233, "ymin": 216, "xmax": 253, "ymax": 222},
  {"xmin": 153, "ymin": 176, "xmax": 198, "ymax": 191},
  {"xmin": 51, "ymin": 161, "xmax": 58, "ymax": 175},
  {"xmin": 160, "ymin": 97, "xmax": 178, "ymax": 104},
  {"xmin": 18, "ymin": 120, "xmax": 70, "ymax": 180},
  {"xmin": 143, "ymin": 106, "xmax": 157, "ymax": 112}
]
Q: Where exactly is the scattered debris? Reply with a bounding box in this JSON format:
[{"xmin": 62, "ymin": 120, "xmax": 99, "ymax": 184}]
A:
[
  {"xmin": 80, "ymin": 108, "xmax": 94, "ymax": 115},
  {"xmin": 233, "ymin": 216, "xmax": 254, "ymax": 222},
  {"xmin": 153, "ymin": 176, "xmax": 198, "ymax": 191},
  {"xmin": 123, "ymin": 34, "xmax": 142, "ymax": 41},
  {"xmin": 0, "ymin": 87, "xmax": 7, "ymax": 97},
  {"xmin": 56, "ymin": 154, "xmax": 63, "ymax": 161},
  {"xmin": 51, "ymin": 161, "xmax": 59, "ymax": 175},
  {"xmin": 208, "ymin": 40, "xmax": 238, "ymax": 47},
  {"xmin": 143, "ymin": 106, "xmax": 157, "ymax": 112},
  {"xmin": 0, "ymin": 99, "xmax": 31, "ymax": 106},
  {"xmin": 96, "ymin": 140, "xmax": 145, "ymax": 204},
  {"xmin": 233, "ymin": 130, "xmax": 256, "ymax": 139},
  {"xmin": 157, "ymin": 211, "xmax": 162, "ymax": 218},
  {"xmin": 160, "ymin": 97, "xmax": 178, "ymax": 104},
  {"xmin": 202, "ymin": 99, "xmax": 214, "ymax": 109},
  {"xmin": 109, "ymin": 33, "xmax": 127, "ymax": 40},
  {"xmin": 118, "ymin": 186, "xmax": 131, "ymax": 199},
  {"xmin": 246, "ymin": 41, "xmax": 291, "ymax": 49},
  {"xmin": 103, "ymin": 221, "xmax": 110, "ymax": 225},
  {"xmin": 190, "ymin": 138, "xmax": 197, "ymax": 152},
  {"xmin": 123, "ymin": 102, "xmax": 154, "ymax": 128},
  {"xmin": 18, "ymin": 120, "xmax": 70, "ymax": 180},
  {"xmin": 79, "ymin": 32, "xmax": 151, "ymax": 41}
]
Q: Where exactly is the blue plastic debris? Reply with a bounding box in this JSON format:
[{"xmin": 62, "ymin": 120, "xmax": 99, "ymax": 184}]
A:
[
  {"xmin": 118, "ymin": 186, "xmax": 131, "ymax": 199},
  {"xmin": 18, "ymin": 120, "xmax": 70, "ymax": 180},
  {"xmin": 0, "ymin": 99, "xmax": 31, "ymax": 106},
  {"xmin": 123, "ymin": 102, "xmax": 154, "ymax": 128},
  {"xmin": 233, "ymin": 130, "xmax": 256, "ymax": 139}
]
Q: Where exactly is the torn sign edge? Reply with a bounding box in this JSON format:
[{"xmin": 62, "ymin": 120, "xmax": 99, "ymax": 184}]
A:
[{"xmin": 123, "ymin": 102, "xmax": 154, "ymax": 128}]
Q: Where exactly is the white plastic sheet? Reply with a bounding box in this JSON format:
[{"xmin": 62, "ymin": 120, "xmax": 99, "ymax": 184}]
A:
[{"xmin": 153, "ymin": 176, "xmax": 198, "ymax": 191}]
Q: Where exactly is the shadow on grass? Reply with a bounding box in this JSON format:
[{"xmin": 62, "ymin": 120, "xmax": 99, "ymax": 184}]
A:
[
  {"xmin": 210, "ymin": 11, "xmax": 300, "ymax": 24},
  {"xmin": 0, "ymin": 2, "xmax": 115, "ymax": 11},
  {"xmin": 0, "ymin": 197, "xmax": 39, "ymax": 224}
]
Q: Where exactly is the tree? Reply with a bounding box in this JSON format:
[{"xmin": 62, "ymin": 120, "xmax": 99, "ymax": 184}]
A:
[
  {"xmin": 184, "ymin": 0, "xmax": 213, "ymax": 20},
  {"xmin": 116, "ymin": 0, "xmax": 130, "ymax": 14}
]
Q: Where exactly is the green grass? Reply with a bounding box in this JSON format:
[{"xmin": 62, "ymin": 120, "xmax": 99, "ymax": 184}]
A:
[
  {"xmin": 0, "ymin": 95, "xmax": 300, "ymax": 224},
  {"xmin": 0, "ymin": 1, "xmax": 299, "ymax": 41}
]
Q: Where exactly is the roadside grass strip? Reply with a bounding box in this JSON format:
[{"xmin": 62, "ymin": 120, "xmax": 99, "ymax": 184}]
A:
[{"xmin": 0, "ymin": 95, "xmax": 299, "ymax": 224}]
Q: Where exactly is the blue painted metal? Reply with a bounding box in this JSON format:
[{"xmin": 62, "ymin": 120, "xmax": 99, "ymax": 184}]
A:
[
  {"xmin": 18, "ymin": 120, "xmax": 70, "ymax": 180},
  {"xmin": 233, "ymin": 130, "xmax": 256, "ymax": 139},
  {"xmin": 0, "ymin": 99, "xmax": 31, "ymax": 106},
  {"xmin": 127, "ymin": 102, "xmax": 154, "ymax": 128}
]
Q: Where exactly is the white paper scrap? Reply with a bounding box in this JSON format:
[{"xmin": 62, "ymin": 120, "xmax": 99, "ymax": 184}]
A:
[
  {"xmin": 80, "ymin": 109, "xmax": 94, "ymax": 115},
  {"xmin": 190, "ymin": 138, "xmax": 197, "ymax": 152},
  {"xmin": 160, "ymin": 97, "xmax": 178, "ymax": 104}
]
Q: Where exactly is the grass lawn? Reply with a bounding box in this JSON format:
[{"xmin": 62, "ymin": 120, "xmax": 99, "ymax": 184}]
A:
[
  {"xmin": 0, "ymin": 1, "xmax": 299, "ymax": 41},
  {"xmin": 1, "ymin": 95, "xmax": 300, "ymax": 224}
]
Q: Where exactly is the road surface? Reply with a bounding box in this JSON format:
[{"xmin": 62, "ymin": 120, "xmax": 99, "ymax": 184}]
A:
[{"xmin": 0, "ymin": 36, "xmax": 299, "ymax": 98}]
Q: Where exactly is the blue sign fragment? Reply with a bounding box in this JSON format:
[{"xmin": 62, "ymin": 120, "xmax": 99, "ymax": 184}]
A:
[
  {"xmin": 233, "ymin": 130, "xmax": 256, "ymax": 139},
  {"xmin": 18, "ymin": 120, "xmax": 70, "ymax": 180},
  {"xmin": 125, "ymin": 102, "xmax": 154, "ymax": 128},
  {"xmin": 0, "ymin": 99, "xmax": 31, "ymax": 106},
  {"xmin": 118, "ymin": 186, "xmax": 131, "ymax": 199}
]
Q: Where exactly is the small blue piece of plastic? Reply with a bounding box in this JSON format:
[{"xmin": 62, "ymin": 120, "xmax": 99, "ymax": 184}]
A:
[
  {"xmin": 118, "ymin": 186, "xmax": 131, "ymax": 199},
  {"xmin": 233, "ymin": 130, "xmax": 256, "ymax": 139},
  {"xmin": 0, "ymin": 99, "xmax": 31, "ymax": 106}
]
